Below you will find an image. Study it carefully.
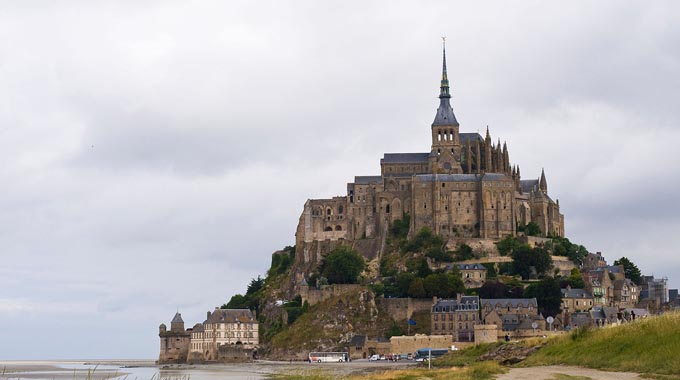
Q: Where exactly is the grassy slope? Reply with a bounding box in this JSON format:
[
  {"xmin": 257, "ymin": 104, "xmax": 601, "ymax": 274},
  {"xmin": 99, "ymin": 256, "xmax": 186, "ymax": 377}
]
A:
[{"xmin": 523, "ymin": 312, "xmax": 680, "ymax": 376}]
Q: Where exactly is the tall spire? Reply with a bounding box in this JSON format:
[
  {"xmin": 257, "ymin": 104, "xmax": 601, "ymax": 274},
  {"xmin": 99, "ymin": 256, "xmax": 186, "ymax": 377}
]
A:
[
  {"xmin": 432, "ymin": 37, "xmax": 458, "ymax": 126},
  {"xmin": 440, "ymin": 37, "xmax": 450, "ymax": 99},
  {"xmin": 539, "ymin": 168, "xmax": 548, "ymax": 193}
]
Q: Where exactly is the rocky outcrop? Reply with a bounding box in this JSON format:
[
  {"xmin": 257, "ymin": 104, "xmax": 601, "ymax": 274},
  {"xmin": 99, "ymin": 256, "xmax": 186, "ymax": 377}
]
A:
[{"xmin": 478, "ymin": 342, "xmax": 545, "ymax": 364}]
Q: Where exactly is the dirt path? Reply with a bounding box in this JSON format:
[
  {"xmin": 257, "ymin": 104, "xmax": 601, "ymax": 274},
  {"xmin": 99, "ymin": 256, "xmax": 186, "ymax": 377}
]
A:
[{"xmin": 496, "ymin": 366, "xmax": 643, "ymax": 380}]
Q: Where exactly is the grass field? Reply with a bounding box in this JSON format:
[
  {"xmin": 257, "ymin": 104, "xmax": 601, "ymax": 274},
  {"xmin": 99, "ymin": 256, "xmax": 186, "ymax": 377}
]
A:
[{"xmin": 522, "ymin": 312, "xmax": 680, "ymax": 376}]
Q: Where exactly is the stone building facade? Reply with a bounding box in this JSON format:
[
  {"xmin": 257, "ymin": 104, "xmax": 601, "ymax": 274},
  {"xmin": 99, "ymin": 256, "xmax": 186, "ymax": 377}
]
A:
[
  {"xmin": 456, "ymin": 263, "xmax": 487, "ymax": 288},
  {"xmin": 480, "ymin": 298, "xmax": 545, "ymax": 331},
  {"xmin": 189, "ymin": 308, "xmax": 258, "ymax": 362},
  {"xmin": 294, "ymin": 42, "xmax": 564, "ymax": 282},
  {"xmin": 431, "ymin": 295, "xmax": 480, "ymax": 342},
  {"xmin": 158, "ymin": 313, "xmax": 191, "ymax": 364}
]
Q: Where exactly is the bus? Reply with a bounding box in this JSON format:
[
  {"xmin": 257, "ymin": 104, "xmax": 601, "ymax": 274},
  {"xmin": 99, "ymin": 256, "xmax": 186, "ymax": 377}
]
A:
[
  {"xmin": 414, "ymin": 348, "xmax": 449, "ymax": 361},
  {"xmin": 308, "ymin": 351, "xmax": 349, "ymax": 363}
]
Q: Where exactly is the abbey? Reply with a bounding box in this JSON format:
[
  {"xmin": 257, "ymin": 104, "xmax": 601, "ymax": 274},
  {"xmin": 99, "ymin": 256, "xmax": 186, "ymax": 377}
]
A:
[{"xmin": 296, "ymin": 43, "xmax": 564, "ymax": 249}]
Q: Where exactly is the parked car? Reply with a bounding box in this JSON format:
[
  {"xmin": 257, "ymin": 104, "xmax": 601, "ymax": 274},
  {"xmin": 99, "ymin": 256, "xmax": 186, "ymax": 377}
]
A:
[{"xmin": 369, "ymin": 354, "xmax": 380, "ymax": 361}]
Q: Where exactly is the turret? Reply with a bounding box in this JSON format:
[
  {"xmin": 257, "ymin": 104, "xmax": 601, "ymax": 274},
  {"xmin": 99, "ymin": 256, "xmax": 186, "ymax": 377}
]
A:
[
  {"xmin": 539, "ymin": 168, "xmax": 548, "ymax": 194},
  {"xmin": 170, "ymin": 312, "xmax": 185, "ymax": 333}
]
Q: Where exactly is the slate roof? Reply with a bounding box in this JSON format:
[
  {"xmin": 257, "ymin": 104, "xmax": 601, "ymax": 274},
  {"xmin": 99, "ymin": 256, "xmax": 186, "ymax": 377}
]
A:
[
  {"xmin": 381, "ymin": 153, "xmax": 430, "ymax": 164},
  {"xmin": 171, "ymin": 312, "xmax": 184, "ymax": 323},
  {"xmin": 481, "ymin": 173, "xmax": 508, "ymax": 181},
  {"xmin": 415, "ymin": 174, "xmax": 480, "ymax": 182},
  {"xmin": 432, "ymin": 296, "xmax": 480, "ymax": 312},
  {"xmin": 520, "ymin": 179, "xmax": 539, "ymax": 193},
  {"xmin": 456, "ymin": 263, "xmax": 487, "ymax": 271},
  {"xmin": 481, "ymin": 298, "xmax": 538, "ymax": 308},
  {"xmin": 459, "ymin": 133, "xmax": 484, "ymax": 143},
  {"xmin": 432, "ymin": 98, "xmax": 459, "ymax": 126},
  {"xmin": 354, "ymin": 176, "xmax": 382, "ymax": 185},
  {"xmin": 561, "ymin": 288, "xmax": 592, "ymax": 298},
  {"xmin": 204, "ymin": 309, "xmax": 255, "ymax": 324},
  {"xmin": 570, "ymin": 312, "xmax": 593, "ymax": 327},
  {"xmin": 613, "ymin": 278, "xmax": 636, "ymax": 290}
]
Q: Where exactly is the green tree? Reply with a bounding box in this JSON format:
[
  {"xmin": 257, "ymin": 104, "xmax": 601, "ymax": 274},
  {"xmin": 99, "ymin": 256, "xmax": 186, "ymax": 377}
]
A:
[
  {"xmin": 452, "ymin": 243, "xmax": 474, "ymax": 261},
  {"xmin": 511, "ymin": 244, "xmax": 553, "ymax": 280},
  {"xmin": 566, "ymin": 268, "xmax": 585, "ymax": 289},
  {"xmin": 246, "ymin": 276, "xmax": 264, "ymax": 295},
  {"xmin": 524, "ymin": 221, "xmax": 542, "ymax": 237},
  {"xmin": 524, "ymin": 277, "xmax": 562, "ymax": 317},
  {"xmin": 320, "ymin": 245, "xmax": 366, "ymax": 284},
  {"xmin": 396, "ymin": 272, "xmax": 416, "ymax": 297},
  {"xmin": 389, "ymin": 214, "xmax": 411, "ymax": 239},
  {"xmin": 478, "ymin": 281, "xmax": 508, "ymax": 299},
  {"xmin": 407, "ymin": 278, "xmax": 426, "ymax": 298},
  {"xmin": 403, "ymin": 227, "xmax": 444, "ymax": 254},
  {"xmin": 423, "ymin": 272, "xmax": 464, "ymax": 298},
  {"xmin": 222, "ymin": 294, "xmax": 249, "ymax": 309},
  {"xmin": 482, "ymin": 263, "xmax": 497, "ymax": 279},
  {"xmin": 496, "ymin": 236, "xmax": 521, "ymax": 256},
  {"xmin": 614, "ymin": 257, "xmax": 643, "ymax": 285}
]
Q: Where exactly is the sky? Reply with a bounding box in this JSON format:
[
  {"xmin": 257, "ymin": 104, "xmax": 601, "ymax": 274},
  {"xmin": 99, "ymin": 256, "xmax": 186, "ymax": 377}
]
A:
[{"xmin": 1, "ymin": 1, "xmax": 679, "ymax": 359}]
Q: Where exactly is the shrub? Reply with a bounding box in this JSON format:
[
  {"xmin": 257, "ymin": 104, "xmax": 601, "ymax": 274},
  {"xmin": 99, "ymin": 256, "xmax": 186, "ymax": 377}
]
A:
[{"xmin": 319, "ymin": 245, "xmax": 365, "ymax": 284}]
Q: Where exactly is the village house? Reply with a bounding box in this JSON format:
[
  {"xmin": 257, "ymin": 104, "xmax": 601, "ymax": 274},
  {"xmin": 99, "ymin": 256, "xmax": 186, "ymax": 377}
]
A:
[
  {"xmin": 584, "ymin": 268, "xmax": 614, "ymax": 306},
  {"xmin": 189, "ymin": 308, "xmax": 258, "ymax": 362},
  {"xmin": 613, "ymin": 278, "xmax": 638, "ymax": 308},
  {"xmin": 562, "ymin": 286, "xmax": 593, "ymax": 325},
  {"xmin": 480, "ymin": 298, "xmax": 545, "ymax": 333},
  {"xmin": 456, "ymin": 263, "xmax": 487, "ymax": 288},
  {"xmin": 431, "ymin": 295, "xmax": 480, "ymax": 342}
]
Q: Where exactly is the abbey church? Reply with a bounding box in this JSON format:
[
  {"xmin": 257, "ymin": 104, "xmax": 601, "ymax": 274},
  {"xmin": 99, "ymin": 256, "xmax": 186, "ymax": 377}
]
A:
[{"xmin": 295, "ymin": 43, "xmax": 564, "ymax": 252}]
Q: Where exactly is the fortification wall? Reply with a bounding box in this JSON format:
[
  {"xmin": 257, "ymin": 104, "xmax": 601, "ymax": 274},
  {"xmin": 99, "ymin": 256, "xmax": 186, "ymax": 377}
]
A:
[
  {"xmin": 380, "ymin": 297, "xmax": 433, "ymax": 321},
  {"xmin": 300, "ymin": 284, "xmax": 364, "ymax": 306},
  {"xmin": 389, "ymin": 335, "xmax": 473, "ymax": 354}
]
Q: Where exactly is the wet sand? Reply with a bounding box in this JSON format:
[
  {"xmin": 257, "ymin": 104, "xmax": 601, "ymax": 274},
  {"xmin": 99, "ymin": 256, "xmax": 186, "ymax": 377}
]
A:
[
  {"xmin": 0, "ymin": 362, "xmax": 129, "ymax": 380},
  {"xmin": 0, "ymin": 359, "xmax": 417, "ymax": 380}
]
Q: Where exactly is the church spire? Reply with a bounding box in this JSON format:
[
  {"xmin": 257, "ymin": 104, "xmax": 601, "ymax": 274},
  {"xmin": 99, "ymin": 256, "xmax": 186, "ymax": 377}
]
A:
[
  {"xmin": 440, "ymin": 37, "xmax": 450, "ymax": 99},
  {"xmin": 432, "ymin": 37, "xmax": 458, "ymax": 126},
  {"xmin": 539, "ymin": 168, "xmax": 548, "ymax": 193}
]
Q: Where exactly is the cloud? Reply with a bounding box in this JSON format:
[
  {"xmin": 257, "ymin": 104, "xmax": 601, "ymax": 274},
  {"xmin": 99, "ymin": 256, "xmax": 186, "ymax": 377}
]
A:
[{"xmin": 1, "ymin": 0, "xmax": 679, "ymax": 359}]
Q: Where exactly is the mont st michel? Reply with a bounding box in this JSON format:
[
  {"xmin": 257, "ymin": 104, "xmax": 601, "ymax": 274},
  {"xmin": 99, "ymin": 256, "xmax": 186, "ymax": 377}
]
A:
[
  {"xmin": 155, "ymin": 42, "xmax": 680, "ymax": 378},
  {"xmin": 2, "ymin": 3, "xmax": 680, "ymax": 380}
]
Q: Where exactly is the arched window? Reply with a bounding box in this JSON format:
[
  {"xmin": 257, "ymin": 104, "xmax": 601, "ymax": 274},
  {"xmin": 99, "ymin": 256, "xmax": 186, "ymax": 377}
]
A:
[
  {"xmin": 386, "ymin": 204, "xmax": 391, "ymax": 214},
  {"xmin": 324, "ymin": 226, "xmax": 333, "ymax": 232},
  {"xmin": 335, "ymin": 225, "xmax": 342, "ymax": 231},
  {"xmin": 338, "ymin": 206, "xmax": 344, "ymax": 214},
  {"xmin": 326, "ymin": 208, "xmax": 331, "ymax": 216}
]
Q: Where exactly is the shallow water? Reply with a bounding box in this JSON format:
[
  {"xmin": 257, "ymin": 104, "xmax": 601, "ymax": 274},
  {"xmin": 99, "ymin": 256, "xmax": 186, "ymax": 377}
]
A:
[{"xmin": 0, "ymin": 361, "xmax": 267, "ymax": 380}]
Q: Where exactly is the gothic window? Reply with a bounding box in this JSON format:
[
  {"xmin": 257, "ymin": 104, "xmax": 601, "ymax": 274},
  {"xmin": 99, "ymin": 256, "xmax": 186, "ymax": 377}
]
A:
[
  {"xmin": 326, "ymin": 208, "xmax": 331, "ymax": 216},
  {"xmin": 386, "ymin": 205, "xmax": 390, "ymax": 214},
  {"xmin": 335, "ymin": 225, "xmax": 342, "ymax": 231},
  {"xmin": 338, "ymin": 206, "xmax": 343, "ymax": 214},
  {"xmin": 324, "ymin": 227, "xmax": 333, "ymax": 232}
]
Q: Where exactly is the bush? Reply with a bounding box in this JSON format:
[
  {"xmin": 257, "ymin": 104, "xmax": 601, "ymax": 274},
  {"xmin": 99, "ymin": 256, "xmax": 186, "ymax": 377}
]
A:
[
  {"xmin": 496, "ymin": 235, "xmax": 520, "ymax": 256},
  {"xmin": 453, "ymin": 243, "xmax": 475, "ymax": 261},
  {"xmin": 511, "ymin": 244, "xmax": 552, "ymax": 280},
  {"xmin": 389, "ymin": 213, "xmax": 410, "ymax": 239},
  {"xmin": 319, "ymin": 245, "xmax": 365, "ymax": 284}
]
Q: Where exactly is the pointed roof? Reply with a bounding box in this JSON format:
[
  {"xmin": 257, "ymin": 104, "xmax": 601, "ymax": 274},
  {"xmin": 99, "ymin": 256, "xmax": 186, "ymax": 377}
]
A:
[
  {"xmin": 539, "ymin": 168, "xmax": 547, "ymax": 193},
  {"xmin": 432, "ymin": 38, "xmax": 459, "ymax": 126},
  {"xmin": 171, "ymin": 312, "xmax": 184, "ymax": 323}
]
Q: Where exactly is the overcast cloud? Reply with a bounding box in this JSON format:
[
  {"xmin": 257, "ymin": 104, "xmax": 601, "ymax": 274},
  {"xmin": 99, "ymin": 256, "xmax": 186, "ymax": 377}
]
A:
[{"xmin": 1, "ymin": 1, "xmax": 679, "ymax": 359}]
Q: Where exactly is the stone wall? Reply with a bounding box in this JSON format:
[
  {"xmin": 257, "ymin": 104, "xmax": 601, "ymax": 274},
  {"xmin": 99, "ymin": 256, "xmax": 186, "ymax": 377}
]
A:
[
  {"xmin": 300, "ymin": 284, "xmax": 364, "ymax": 306},
  {"xmin": 474, "ymin": 324, "xmax": 499, "ymax": 345},
  {"xmin": 380, "ymin": 297, "xmax": 433, "ymax": 321},
  {"xmin": 389, "ymin": 334, "xmax": 473, "ymax": 355}
]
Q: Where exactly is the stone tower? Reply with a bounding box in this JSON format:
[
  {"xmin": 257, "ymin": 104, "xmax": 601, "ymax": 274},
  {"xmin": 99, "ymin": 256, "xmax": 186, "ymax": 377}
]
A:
[
  {"xmin": 158, "ymin": 312, "xmax": 191, "ymax": 364},
  {"xmin": 429, "ymin": 38, "xmax": 463, "ymax": 174}
]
